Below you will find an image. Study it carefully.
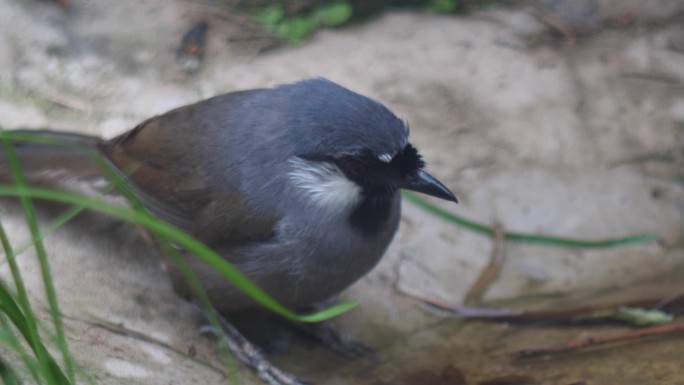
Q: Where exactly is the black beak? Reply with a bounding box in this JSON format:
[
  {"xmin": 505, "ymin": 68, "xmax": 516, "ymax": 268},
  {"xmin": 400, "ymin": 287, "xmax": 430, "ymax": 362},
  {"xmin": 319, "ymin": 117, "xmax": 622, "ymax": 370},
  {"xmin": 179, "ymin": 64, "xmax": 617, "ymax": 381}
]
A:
[{"xmin": 399, "ymin": 169, "xmax": 458, "ymax": 203}]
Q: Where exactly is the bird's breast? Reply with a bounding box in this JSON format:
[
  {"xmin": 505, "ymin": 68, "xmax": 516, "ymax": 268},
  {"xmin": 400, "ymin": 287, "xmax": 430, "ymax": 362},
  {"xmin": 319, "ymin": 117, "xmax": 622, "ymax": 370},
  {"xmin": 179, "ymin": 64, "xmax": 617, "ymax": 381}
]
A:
[{"xmin": 274, "ymin": 194, "xmax": 401, "ymax": 307}]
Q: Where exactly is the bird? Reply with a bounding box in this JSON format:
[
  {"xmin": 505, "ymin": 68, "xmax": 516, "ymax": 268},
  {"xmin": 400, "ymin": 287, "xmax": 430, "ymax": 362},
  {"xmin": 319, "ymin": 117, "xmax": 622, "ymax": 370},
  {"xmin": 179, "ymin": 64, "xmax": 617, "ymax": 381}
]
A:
[{"xmin": 1, "ymin": 78, "xmax": 457, "ymax": 384}]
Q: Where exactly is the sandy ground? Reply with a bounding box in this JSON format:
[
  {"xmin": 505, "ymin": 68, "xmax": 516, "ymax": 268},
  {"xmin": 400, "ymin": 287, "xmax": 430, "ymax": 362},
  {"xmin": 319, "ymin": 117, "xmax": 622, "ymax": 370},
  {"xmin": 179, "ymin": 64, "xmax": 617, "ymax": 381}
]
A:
[{"xmin": 1, "ymin": 1, "xmax": 684, "ymax": 384}]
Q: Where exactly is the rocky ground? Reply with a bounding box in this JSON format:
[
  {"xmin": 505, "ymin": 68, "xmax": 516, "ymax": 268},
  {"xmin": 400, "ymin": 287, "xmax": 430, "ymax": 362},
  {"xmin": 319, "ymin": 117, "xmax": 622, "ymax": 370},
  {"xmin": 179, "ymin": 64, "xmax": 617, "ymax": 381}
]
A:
[{"xmin": 0, "ymin": 0, "xmax": 683, "ymax": 384}]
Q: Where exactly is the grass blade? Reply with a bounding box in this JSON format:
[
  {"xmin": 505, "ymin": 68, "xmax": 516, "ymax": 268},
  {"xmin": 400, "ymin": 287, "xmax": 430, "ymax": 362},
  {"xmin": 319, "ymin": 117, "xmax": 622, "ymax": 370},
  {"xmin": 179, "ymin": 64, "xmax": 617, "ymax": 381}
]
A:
[
  {"xmin": 403, "ymin": 191, "xmax": 659, "ymax": 248},
  {"xmin": 1, "ymin": 139, "xmax": 75, "ymax": 382},
  {"xmin": 0, "ymin": 351, "xmax": 23, "ymax": 385},
  {"xmin": 0, "ymin": 279, "xmax": 70, "ymax": 384}
]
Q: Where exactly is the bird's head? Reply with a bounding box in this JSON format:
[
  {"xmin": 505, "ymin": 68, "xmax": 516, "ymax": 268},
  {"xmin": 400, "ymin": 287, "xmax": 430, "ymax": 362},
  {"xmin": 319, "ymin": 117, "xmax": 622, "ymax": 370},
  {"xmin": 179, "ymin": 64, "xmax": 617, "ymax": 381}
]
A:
[{"xmin": 279, "ymin": 79, "xmax": 457, "ymax": 235}]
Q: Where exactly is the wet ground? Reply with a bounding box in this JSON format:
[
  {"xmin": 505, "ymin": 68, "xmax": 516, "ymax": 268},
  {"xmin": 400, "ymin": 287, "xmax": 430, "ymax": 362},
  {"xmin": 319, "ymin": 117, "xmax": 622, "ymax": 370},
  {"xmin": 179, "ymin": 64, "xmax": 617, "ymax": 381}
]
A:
[{"xmin": 0, "ymin": 0, "xmax": 683, "ymax": 384}]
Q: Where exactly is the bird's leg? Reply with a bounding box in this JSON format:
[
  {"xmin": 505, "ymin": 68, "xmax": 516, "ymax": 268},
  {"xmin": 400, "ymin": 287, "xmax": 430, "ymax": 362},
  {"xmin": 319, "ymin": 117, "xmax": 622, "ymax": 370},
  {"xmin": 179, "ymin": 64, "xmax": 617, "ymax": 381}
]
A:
[
  {"xmin": 226, "ymin": 308, "xmax": 373, "ymax": 358},
  {"xmin": 292, "ymin": 320, "xmax": 373, "ymax": 358},
  {"xmin": 290, "ymin": 301, "xmax": 373, "ymax": 358},
  {"xmin": 197, "ymin": 305, "xmax": 310, "ymax": 385}
]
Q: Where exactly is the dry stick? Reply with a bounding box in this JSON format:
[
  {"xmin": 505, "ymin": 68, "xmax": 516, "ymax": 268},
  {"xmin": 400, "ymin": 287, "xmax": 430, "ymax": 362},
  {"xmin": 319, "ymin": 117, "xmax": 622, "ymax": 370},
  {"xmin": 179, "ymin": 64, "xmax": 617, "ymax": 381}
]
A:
[
  {"xmin": 403, "ymin": 291, "xmax": 684, "ymax": 323},
  {"xmin": 513, "ymin": 320, "xmax": 684, "ymax": 359},
  {"xmin": 654, "ymin": 291, "xmax": 684, "ymax": 310},
  {"xmin": 401, "ymin": 290, "xmax": 684, "ymax": 359},
  {"xmin": 464, "ymin": 221, "xmax": 506, "ymax": 305},
  {"xmin": 620, "ymin": 71, "xmax": 683, "ymax": 85},
  {"xmin": 28, "ymin": 85, "xmax": 91, "ymax": 111}
]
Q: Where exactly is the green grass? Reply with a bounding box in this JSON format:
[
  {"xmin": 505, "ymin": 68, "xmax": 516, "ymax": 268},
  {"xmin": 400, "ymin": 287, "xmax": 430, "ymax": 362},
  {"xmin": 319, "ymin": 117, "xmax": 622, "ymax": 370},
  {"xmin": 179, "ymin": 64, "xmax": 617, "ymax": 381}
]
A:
[
  {"xmin": 1, "ymin": 137, "xmax": 74, "ymax": 384},
  {"xmin": 402, "ymin": 191, "xmax": 659, "ymax": 247}
]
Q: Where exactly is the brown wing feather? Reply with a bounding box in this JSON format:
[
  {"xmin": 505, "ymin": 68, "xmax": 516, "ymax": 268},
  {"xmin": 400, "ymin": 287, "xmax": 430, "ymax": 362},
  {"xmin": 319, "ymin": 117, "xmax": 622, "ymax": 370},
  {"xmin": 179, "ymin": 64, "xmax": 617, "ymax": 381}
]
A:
[{"xmin": 98, "ymin": 96, "xmax": 279, "ymax": 247}]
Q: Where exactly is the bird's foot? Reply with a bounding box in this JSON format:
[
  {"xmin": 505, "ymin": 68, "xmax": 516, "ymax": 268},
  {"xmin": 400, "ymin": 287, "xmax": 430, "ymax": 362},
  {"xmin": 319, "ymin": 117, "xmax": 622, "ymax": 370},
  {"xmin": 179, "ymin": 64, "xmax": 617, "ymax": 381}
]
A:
[{"xmin": 200, "ymin": 311, "xmax": 310, "ymax": 385}]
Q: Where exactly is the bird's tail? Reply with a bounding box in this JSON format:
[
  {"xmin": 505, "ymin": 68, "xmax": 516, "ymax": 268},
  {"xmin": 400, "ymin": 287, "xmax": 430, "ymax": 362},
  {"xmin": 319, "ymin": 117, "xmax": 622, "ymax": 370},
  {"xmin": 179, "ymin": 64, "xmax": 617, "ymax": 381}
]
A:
[{"xmin": 0, "ymin": 129, "xmax": 104, "ymax": 184}]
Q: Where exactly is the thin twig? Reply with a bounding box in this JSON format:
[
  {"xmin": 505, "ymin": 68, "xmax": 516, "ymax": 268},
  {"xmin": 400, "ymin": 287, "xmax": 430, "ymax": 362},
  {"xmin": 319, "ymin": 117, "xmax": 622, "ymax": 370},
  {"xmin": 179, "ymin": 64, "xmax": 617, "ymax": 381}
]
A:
[
  {"xmin": 28, "ymin": 86, "xmax": 91, "ymax": 111},
  {"xmin": 513, "ymin": 320, "xmax": 684, "ymax": 359},
  {"xmin": 395, "ymin": 287, "xmax": 522, "ymax": 318},
  {"xmin": 620, "ymin": 71, "xmax": 683, "ymax": 85},
  {"xmin": 403, "ymin": 291, "xmax": 684, "ymax": 323},
  {"xmin": 465, "ymin": 221, "xmax": 506, "ymax": 305}
]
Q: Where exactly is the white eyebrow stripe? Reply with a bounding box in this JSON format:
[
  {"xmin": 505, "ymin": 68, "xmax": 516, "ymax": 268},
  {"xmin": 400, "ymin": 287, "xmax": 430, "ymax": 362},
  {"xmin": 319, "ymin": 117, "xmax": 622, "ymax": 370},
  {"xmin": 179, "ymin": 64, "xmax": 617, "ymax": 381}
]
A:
[{"xmin": 378, "ymin": 153, "xmax": 393, "ymax": 163}]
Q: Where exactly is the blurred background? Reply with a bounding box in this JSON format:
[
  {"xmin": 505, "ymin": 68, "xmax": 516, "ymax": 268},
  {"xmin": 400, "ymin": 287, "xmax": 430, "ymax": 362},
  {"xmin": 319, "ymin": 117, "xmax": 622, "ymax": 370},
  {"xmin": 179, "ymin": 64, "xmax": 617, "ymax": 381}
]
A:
[{"xmin": 0, "ymin": 0, "xmax": 683, "ymax": 384}]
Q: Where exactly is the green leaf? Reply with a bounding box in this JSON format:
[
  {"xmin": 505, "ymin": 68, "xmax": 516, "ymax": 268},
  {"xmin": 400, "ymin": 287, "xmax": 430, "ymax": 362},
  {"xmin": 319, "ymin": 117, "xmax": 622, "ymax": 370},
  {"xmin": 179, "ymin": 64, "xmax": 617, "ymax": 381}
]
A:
[
  {"xmin": 427, "ymin": 0, "xmax": 459, "ymax": 13},
  {"xmin": 299, "ymin": 301, "xmax": 358, "ymax": 322},
  {"xmin": 312, "ymin": 2, "xmax": 353, "ymax": 27},
  {"xmin": 252, "ymin": 4, "xmax": 285, "ymax": 27},
  {"xmin": 615, "ymin": 307, "xmax": 675, "ymax": 326},
  {"xmin": 277, "ymin": 17, "xmax": 318, "ymax": 45}
]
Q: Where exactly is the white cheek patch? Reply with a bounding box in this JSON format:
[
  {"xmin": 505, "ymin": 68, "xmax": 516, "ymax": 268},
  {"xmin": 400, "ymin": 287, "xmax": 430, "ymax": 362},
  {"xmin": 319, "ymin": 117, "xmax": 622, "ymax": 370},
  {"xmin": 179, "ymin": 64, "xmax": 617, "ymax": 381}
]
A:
[{"xmin": 287, "ymin": 157, "xmax": 362, "ymax": 211}]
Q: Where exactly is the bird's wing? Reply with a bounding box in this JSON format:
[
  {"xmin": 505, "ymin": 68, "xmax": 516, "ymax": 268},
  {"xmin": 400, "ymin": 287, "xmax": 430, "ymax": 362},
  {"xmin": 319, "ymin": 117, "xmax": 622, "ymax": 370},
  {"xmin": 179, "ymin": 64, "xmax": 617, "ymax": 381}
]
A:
[{"xmin": 98, "ymin": 93, "xmax": 279, "ymax": 247}]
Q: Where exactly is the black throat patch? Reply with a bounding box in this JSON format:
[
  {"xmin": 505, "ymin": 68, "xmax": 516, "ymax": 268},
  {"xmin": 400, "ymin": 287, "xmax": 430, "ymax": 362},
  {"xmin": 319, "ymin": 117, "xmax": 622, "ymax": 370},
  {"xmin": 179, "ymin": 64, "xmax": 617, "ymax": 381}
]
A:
[{"xmin": 349, "ymin": 185, "xmax": 397, "ymax": 237}]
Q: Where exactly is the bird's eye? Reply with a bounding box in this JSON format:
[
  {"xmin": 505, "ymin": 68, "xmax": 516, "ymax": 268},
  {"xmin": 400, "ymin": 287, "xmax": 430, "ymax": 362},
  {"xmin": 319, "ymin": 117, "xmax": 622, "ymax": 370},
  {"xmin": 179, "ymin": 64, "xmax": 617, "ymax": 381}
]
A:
[{"xmin": 346, "ymin": 161, "xmax": 367, "ymax": 176}]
